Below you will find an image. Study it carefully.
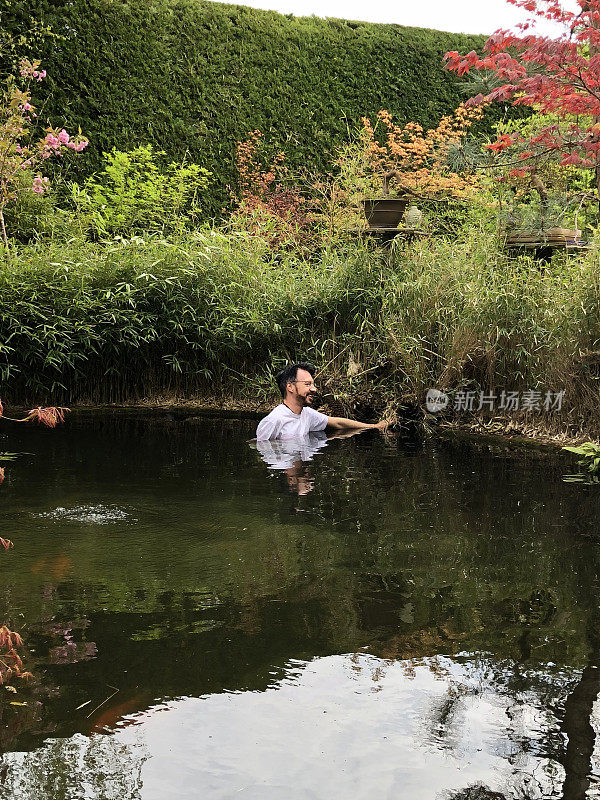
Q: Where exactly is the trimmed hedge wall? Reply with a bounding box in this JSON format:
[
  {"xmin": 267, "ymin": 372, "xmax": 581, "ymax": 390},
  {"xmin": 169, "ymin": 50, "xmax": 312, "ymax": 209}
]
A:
[{"xmin": 2, "ymin": 0, "xmax": 487, "ymax": 215}]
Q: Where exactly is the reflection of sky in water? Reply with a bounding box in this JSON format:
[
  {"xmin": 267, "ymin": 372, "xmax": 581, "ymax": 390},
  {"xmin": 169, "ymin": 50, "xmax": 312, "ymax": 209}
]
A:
[
  {"xmin": 251, "ymin": 432, "xmax": 329, "ymax": 470},
  {"xmin": 3, "ymin": 417, "xmax": 600, "ymax": 799},
  {"xmin": 0, "ymin": 654, "xmax": 569, "ymax": 800}
]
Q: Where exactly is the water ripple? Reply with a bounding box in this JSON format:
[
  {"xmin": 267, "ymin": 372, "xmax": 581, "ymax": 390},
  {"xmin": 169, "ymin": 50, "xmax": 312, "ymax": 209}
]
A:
[{"xmin": 34, "ymin": 504, "xmax": 135, "ymax": 525}]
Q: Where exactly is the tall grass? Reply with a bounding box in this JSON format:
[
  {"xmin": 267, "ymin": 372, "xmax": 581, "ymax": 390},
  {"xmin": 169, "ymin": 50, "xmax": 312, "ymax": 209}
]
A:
[
  {"xmin": 2, "ymin": 224, "xmax": 599, "ymax": 433},
  {"xmin": 0, "ymin": 231, "xmax": 384, "ymax": 403},
  {"xmin": 384, "ymin": 221, "xmax": 600, "ymax": 431}
]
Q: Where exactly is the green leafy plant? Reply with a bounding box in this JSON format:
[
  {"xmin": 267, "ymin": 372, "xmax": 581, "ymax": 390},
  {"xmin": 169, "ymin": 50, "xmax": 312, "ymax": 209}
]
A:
[
  {"xmin": 563, "ymin": 442, "xmax": 600, "ymax": 484},
  {"xmin": 71, "ymin": 145, "xmax": 211, "ymax": 238}
]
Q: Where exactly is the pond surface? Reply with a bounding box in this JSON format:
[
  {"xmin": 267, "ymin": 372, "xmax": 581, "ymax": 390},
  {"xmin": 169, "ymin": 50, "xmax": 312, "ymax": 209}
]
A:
[{"xmin": 0, "ymin": 414, "xmax": 600, "ymax": 799}]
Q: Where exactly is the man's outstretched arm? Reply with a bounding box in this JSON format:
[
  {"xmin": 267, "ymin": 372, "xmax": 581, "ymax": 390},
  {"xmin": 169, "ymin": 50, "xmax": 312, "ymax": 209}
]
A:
[{"xmin": 326, "ymin": 416, "xmax": 387, "ymax": 433}]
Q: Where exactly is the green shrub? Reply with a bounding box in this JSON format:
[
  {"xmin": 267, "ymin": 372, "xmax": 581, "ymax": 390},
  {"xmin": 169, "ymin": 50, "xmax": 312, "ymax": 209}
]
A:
[
  {"xmin": 2, "ymin": 170, "xmax": 55, "ymax": 242},
  {"xmin": 70, "ymin": 146, "xmax": 211, "ymax": 238}
]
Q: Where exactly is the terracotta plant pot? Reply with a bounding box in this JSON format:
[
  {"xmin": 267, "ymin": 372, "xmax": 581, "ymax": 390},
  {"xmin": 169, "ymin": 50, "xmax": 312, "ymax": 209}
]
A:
[{"xmin": 362, "ymin": 198, "xmax": 409, "ymax": 229}]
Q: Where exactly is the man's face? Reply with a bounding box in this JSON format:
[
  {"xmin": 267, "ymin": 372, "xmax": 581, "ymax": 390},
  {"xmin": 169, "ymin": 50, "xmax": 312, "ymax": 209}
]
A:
[{"xmin": 286, "ymin": 368, "xmax": 317, "ymax": 406}]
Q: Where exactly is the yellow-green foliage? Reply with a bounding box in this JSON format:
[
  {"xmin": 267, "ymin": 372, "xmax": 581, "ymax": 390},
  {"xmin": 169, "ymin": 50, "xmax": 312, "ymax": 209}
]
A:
[{"xmin": 71, "ymin": 146, "xmax": 211, "ymax": 238}]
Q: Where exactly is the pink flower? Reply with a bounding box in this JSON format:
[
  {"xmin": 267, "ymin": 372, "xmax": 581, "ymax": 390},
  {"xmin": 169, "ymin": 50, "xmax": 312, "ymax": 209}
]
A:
[
  {"xmin": 32, "ymin": 175, "xmax": 49, "ymax": 195},
  {"xmin": 58, "ymin": 129, "xmax": 70, "ymax": 144},
  {"xmin": 23, "ymin": 103, "xmax": 32, "ymax": 111},
  {"xmin": 44, "ymin": 133, "xmax": 60, "ymax": 149},
  {"xmin": 68, "ymin": 140, "xmax": 88, "ymax": 152},
  {"xmin": 38, "ymin": 70, "xmax": 46, "ymax": 80}
]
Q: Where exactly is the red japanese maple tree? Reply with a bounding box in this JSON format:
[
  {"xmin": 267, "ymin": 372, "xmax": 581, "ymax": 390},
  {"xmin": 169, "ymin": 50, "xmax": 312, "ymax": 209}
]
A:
[{"xmin": 444, "ymin": 0, "xmax": 600, "ymax": 206}]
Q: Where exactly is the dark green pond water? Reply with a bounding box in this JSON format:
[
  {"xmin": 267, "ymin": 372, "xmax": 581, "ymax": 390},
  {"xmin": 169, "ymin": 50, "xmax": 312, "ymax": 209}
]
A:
[{"xmin": 0, "ymin": 413, "xmax": 599, "ymax": 799}]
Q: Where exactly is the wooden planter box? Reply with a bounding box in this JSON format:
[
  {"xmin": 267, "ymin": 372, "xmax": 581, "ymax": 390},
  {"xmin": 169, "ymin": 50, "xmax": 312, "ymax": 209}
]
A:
[{"xmin": 505, "ymin": 226, "xmax": 583, "ymax": 246}]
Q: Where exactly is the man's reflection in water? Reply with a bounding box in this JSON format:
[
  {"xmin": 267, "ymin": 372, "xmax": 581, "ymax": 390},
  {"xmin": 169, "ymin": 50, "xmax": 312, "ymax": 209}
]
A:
[
  {"xmin": 252, "ymin": 432, "xmax": 329, "ymax": 497},
  {"xmin": 283, "ymin": 461, "xmax": 314, "ymax": 496}
]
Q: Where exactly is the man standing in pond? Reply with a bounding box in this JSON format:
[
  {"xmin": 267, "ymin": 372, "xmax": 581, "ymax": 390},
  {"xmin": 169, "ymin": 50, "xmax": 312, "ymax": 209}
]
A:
[{"xmin": 256, "ymin": 362, "xmax": 388, "ymax": 440}]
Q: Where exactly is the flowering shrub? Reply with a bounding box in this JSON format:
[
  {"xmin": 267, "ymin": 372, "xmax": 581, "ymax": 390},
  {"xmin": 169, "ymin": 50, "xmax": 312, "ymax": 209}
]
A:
[
  {"xmin": 230, "ymin": 130, "xmax": 312, "ymax": 250},
  {"xmin": 0, "ymin": 59, "xmax": 88, "ymax": 253},
  {"xmin": 71, "ymin": 145, "xmax": 211, "ymax": 238}
]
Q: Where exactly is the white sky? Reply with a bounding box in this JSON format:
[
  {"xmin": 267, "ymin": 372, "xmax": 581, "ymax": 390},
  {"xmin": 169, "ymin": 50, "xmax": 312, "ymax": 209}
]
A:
[{"xmin": 208, "ymin": 0, "xmax": 576, "ymax": 36}]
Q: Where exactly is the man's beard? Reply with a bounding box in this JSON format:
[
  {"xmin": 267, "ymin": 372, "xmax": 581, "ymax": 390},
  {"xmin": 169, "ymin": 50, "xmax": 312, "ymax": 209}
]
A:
[{"xmin": 304, "ymin": 392, "xmax": 321, "ymax": 408}]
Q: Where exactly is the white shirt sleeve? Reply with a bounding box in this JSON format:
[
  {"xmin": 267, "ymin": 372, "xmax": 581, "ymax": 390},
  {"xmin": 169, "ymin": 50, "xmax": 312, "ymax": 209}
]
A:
[
  {"xmin": 256, "ymin": 413, "xmax": 278, "ymax": 441},
  {"xmin": 305, "ymin": 407, "xmax": 328, "ymax": 432}
]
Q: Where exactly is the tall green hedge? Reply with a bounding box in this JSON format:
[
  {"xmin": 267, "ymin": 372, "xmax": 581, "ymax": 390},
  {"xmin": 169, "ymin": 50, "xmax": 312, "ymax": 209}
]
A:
[{"xmin": 1, "ymin": 0, "xmax": 486, "ymax": 215}]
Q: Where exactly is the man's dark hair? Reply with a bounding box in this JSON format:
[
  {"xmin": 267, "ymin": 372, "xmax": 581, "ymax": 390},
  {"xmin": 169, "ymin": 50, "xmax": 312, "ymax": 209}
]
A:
[{"xmin": 275, "ymin": 362, "xmax": 316, "ymax": 398}]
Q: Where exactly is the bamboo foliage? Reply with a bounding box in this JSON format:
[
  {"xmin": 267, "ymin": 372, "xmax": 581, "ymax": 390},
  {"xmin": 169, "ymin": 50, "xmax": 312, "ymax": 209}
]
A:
[{"xmin": 1, "ymin": 222, "xmax": 599, "ymax": 435}]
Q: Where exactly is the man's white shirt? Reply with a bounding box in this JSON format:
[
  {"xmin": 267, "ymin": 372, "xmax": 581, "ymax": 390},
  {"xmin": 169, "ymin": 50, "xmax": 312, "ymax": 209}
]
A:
[{"xmin": 256, "ymin": 404, "xmax": 328, "ymax": 440}]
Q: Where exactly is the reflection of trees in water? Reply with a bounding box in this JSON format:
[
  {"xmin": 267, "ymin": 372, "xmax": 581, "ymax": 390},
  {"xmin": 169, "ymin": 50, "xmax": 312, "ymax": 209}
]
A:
[
  {"xmin": 347, "ymin": 650, "xmax": 571, "ymax": 799},
  {"xmin": 560, "ymin": 662, "xmax": 600, "ymax": 800},
  {"xmin": 445, "ymin": 785, "xmax": 507, "ymax": 799},
  {"xmin": 558, "ymin": 600, "xmax": 600, "ymax": 800},
  {"xmin": 0, "ymin": 731, "xmax": 148, "ymax": 799}
]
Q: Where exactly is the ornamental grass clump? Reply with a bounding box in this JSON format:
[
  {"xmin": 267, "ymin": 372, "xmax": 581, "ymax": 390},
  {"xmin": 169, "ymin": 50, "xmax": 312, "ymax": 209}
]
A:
[
  {"xmin": 0, "ymin": 205, "xmax": 599, "ymax": 436},
  {"xmin": 381, "ymin": 209, "xmax": 600, "ymax": 431}
]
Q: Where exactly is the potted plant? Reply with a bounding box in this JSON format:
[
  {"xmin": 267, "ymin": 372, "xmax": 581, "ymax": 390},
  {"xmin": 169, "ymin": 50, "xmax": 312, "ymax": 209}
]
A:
[
  {"xmin": 362, "ymin": 170, "xmax": 410, "ymax": 228},
  {"xmin": 360, "ymin": 106, "xmax": 485, "ymax": 230}
]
